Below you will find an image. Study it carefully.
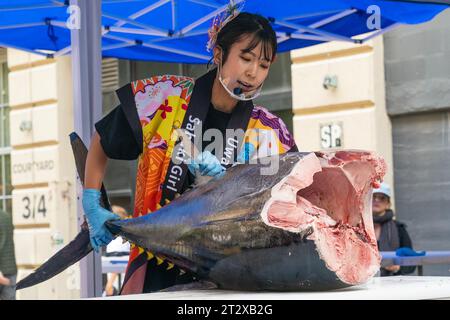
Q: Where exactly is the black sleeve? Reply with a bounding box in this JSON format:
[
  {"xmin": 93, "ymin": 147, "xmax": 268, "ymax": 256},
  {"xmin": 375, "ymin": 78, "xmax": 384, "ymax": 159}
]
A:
[
  {"xmin": 397, "ymin": 222, "xmax": 413, "ymax": 249},
  {"xmin": 178, "ymin": 170, "xmax": 196, "ymax": 195},
  {"xmin": 0, "ymin": 216, "xmax": 6, "ymax": 253},
  {"xmin": 95, "ymin": 105, "xmax": 142, "ymax": 160},
  {"xmin": 396, "ymin": 222, "xmax": 417, "ymax": 275}
]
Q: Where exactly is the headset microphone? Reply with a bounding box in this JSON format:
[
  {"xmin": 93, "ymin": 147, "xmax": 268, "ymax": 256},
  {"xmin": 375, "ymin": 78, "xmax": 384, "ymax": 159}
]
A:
[{"xmin": 217, "ymin": 52, "xmax": 264, "ymax": 101}]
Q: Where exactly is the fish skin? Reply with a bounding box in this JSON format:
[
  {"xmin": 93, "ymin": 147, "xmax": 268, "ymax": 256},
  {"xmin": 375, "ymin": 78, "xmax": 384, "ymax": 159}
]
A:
[
  {"xmin": 17, "ymin": 143, "xmax": 384, "ymax": 292},
  {"xmin": 104, "ymin": 152, "xmax": 352, "ymax": 291}
]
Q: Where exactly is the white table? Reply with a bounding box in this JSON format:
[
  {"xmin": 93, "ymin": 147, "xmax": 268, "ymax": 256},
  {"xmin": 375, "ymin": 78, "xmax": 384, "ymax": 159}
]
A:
[
  {"xmin": 102, "ymin": 255, "xmax": 129, "ymax": 273},
  {"xmin": 98, "ymin": 276, "xmax": 450, "ymax": 300},
  {"xmin": 380, "ymin": 251, "xmax": 450, "ymax": 276}
]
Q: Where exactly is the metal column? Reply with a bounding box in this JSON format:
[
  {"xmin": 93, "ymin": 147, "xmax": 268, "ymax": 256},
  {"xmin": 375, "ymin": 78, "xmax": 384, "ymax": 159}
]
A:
[{"xmin": 70, "ymin": 0, "xmax": 103, "ymax": 298}]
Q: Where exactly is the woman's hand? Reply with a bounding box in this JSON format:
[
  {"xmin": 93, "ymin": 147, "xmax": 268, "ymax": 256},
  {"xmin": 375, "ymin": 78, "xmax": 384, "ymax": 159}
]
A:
[
  {"xmin": 188, "ymin": 151, "xmax": 225, "ymax": 178},
  {"xmin": 385, "ymin": 265, "xmax": 401, "ymax": 273},
  {"xmin": 82, "ymin": 189, "xmax": 120, "ymax": 252}
]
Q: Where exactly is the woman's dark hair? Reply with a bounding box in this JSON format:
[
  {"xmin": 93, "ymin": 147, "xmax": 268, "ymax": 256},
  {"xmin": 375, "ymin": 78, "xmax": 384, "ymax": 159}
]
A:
[{"xmin": 208, "ymin": 12, "xmax": 277, "ymax": 68}]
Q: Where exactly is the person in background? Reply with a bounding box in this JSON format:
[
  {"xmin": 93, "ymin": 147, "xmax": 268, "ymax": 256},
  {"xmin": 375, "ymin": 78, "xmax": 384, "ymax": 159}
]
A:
[
  {"xmin": 0, "ymin": 209, "xmax": 17, "ymax": 300},
  {"xmin": 104, "ymin": 205, "xmax": 131, "ymax": 296},
  {"xmin": 372, "ymin": 183, "xmax": 416, "ymax": 276}
]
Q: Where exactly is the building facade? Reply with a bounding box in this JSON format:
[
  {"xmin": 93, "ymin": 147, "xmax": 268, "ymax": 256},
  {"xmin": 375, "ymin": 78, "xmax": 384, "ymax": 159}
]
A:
[
  {"xmin": 290, "ymin": 36, "xmax": 395, "ymax": 199},
  {"xmin": 384, "ymin": 10, "xmax": 450, "ymax": 276},
  {"xmin": 0, "ymin": 49, "xmax": 12, "ymax": 217},
  {"xmin": 3, "ymin": 12, "xmax": 450, "ymax": 299},
  {"xmin": 290, "ymin": 10, "xmax": 450, "ymax": 276},
  {"xmin": 7, "ymin": 49, "xmax": 79, "ymax": 299}
]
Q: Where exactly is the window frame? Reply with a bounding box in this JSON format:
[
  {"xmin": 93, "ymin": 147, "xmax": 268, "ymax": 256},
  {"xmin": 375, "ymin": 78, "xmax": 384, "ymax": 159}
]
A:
[{"xmin": 0, "ymin": 50, "xmax": 12, "ymax": 213}]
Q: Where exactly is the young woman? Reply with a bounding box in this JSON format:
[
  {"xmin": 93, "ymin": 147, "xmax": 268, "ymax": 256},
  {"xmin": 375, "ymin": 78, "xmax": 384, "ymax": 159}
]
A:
[{"xmin": 82, "ymin": 11, "xmax": 298, "ymax": 295}]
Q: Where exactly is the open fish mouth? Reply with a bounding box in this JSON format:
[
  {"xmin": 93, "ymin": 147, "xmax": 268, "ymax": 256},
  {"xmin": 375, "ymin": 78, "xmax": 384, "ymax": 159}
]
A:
[{"xmin": 261, "ymin": 151, "xmax": 386, "ymax": 285}]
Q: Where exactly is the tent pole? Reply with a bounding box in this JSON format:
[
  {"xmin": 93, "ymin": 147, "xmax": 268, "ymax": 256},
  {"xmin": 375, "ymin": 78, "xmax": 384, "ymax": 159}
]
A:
[
  {"xmin": 360, "ymin": 23, "xmax": 402, "ymax": 43},
  {"xmin": 0, "ymin": 41, "xmax": 49, "ymax": 57},
  {"xmin": 102, "ymin": 42, "xmax": 135, "ymax": 52},
  {"xmin": 103, "ymin": 33, "xmax": 210, "ymax": 61},
  {"xmin": 70, "ymin": 0, "xmax": 103, "ymax": 298},
  {"xmin": 0, "ymin": 22, "xmax": 46, "ymax": 30},
  {"xmin": 102, "ymin": 12, "xmax": 168, "ymax": 35},
  {"xmin": 56, "ymin": 0, "xmax": 170, "ymax": 58},
  {"xmin": 180, "ymin": 0, "xmax": 245, "ymax": 35},
  {"xmin": 274, "ymin": 19, "xmax": 355, "ymax": 43}
]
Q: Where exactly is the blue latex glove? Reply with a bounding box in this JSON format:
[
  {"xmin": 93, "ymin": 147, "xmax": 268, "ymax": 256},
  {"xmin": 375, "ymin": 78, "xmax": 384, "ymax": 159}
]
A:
[
  {"xmin": 236, "ymin": 142, "xmax": 256, "ymax": 164},
  {"xmin": 187, "ymin": 151, "xmax": 225, "ymax": 178},
  {"xmin": 82, "ymin": 189, "xmax": 120, "ymax": 252},
  {"xmin": 396, "ymin": 247, "xmax": 426, "ymax": 256}
]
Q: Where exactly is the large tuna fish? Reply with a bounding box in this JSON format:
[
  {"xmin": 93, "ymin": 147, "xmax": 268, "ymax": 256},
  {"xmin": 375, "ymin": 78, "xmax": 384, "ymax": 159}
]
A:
[{"xmin": 17, "ymin": 133, "xmax": 386, "ymax": 292}]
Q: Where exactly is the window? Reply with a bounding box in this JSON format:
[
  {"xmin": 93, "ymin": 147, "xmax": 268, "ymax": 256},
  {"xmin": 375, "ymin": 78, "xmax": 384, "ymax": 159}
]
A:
[
  {"xmin": 0, "ymin": 48, "xmax": 12, "ymax": 215},
  {"xmin": 253, "ymin": 52, "xmax": 294, "ymax": 134},
  {"xmin": 98, "ymin": 58, "xmax": 137, "ymax": 214}
]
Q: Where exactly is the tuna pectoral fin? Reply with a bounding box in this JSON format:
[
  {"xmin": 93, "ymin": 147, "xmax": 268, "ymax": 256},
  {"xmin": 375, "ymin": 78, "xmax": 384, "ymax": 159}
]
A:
[{"xmin": 16, "ymin": 222, "xmax": 93, "ymax": 290}]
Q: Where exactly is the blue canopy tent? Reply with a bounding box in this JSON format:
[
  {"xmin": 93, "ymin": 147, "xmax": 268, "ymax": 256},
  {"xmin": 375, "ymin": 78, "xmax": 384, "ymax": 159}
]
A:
[
  {"xmin": 0, "ymin": 0, "xmax": 449, "ymax": 63},
  {"xmin": 0, "ymin": 0, "xmax": 448, "ymax": 298}
]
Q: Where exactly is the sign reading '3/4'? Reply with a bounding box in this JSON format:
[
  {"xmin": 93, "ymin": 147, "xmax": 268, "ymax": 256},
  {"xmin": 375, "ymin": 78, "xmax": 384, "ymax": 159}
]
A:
[
  {"xmin": 21, "ymin": 194, "xmax": 47, "ymax": 220},
  {"xmin": 13, "ymin": 189, "xmax": 50, "ymax": 225},
  {"xmin": 320, "ymin": 123, "xmax": 343, "ymax": 149}
]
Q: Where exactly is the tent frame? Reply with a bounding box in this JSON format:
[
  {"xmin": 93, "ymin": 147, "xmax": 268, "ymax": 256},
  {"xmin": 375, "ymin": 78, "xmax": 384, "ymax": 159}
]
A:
[
  {"xmin": 70, "ymin": 0, "xmax": 103, "ymax": 298},
  {"xmin": 0, "ymin": 0, "xmax": 407, "ymax": 61}
]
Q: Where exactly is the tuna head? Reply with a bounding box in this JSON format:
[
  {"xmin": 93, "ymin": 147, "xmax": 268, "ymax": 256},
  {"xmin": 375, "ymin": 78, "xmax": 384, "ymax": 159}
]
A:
[{"xmin": 106, "ymin": 150, "xmax": 386, "ymax": 291}]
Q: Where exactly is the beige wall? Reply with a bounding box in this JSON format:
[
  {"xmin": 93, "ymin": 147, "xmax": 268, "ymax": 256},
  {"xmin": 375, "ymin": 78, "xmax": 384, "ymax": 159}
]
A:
[
  {"xmin": 7, "ymin": 49, "xmax": 79, "ymax": 299},
  {"xmin": 290, "ymin": 36, "xmax": 395, "ymax": 205}
]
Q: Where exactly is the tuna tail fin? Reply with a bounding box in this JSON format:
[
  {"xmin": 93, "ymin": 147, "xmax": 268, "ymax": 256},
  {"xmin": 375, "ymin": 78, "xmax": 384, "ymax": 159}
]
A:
[
  {"xmin": 16, "ymin": 222, "xmax": 92, "ymax": 290},
  {"xmin": 16, "ymin": 132, "xmax": 112, "ymax": 290}
]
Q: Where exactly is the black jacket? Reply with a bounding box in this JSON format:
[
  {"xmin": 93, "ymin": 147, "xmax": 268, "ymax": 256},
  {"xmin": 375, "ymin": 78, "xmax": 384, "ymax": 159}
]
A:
[
  {"xmin": 378, "ymin": 219, "xmax": 416, "ymax": 276},
  {"xmin": 0, "ymin": 210, "xmax": 17, "ymax": 276}
]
